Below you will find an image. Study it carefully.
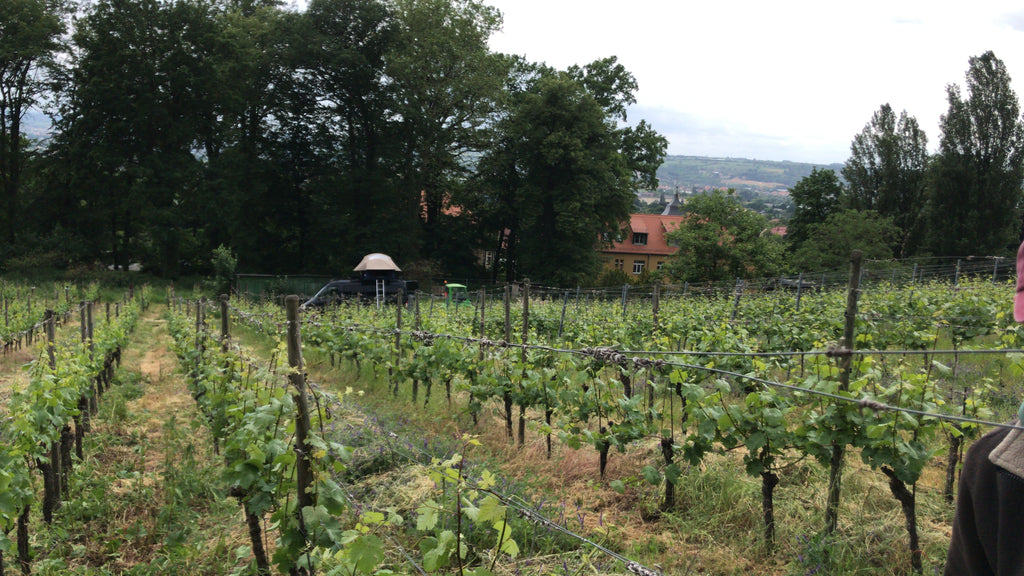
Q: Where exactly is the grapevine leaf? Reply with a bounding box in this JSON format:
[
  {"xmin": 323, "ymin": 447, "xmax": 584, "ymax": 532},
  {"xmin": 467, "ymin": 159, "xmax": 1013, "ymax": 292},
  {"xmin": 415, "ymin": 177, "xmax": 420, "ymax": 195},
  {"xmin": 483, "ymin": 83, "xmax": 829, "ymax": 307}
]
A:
[
  {"xmin": 417, "ymin": 500, "xmax": 439, "ymax": 531},
  {"xmin": 641, "ymin": 465, "xmax": 662, "ymax": 485}
]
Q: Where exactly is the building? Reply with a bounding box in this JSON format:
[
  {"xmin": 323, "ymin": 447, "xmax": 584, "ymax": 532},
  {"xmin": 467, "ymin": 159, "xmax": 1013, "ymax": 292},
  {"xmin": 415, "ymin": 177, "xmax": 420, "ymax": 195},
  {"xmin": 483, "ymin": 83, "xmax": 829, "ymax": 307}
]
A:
[{"xmin": 600, "ymin": 213, "xmax": 685, "ymax": 276}]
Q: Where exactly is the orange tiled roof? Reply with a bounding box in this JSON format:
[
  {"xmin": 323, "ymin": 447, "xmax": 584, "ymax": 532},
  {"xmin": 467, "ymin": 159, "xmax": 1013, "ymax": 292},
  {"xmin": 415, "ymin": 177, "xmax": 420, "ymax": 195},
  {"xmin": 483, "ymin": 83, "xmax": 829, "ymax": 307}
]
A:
[{"xmin": 601, "ymin": 214, "xmax": 685, "ymax": 257}]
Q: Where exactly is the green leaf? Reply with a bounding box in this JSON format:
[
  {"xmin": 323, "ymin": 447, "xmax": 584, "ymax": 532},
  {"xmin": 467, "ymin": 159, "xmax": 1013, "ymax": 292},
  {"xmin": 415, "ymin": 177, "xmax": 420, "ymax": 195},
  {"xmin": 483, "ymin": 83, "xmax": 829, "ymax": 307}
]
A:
[
  {"xmin": 416, "ymin": 500, "xmax": 439, "ymax": 531},
  {"xmin": 477, "ymin": 495, "xmax": 504, "ymax": 524},
  {"xmin": 641, "ymin": 465, "xmax": 662, "ymax": 485},
  {"xmin": 347, "ymin": 534, "xmax": 384, "ymax": 573},
  {"xmin": 744, "ymin": 431, "xmax": 767, "ymax": 452},
  {"xmin": 664, "ymin": 463, "xmax": 681, "ymax": 486},
  {"xmin": 609, "ymin": 480, "xmax": 626, "ymax": 494}
]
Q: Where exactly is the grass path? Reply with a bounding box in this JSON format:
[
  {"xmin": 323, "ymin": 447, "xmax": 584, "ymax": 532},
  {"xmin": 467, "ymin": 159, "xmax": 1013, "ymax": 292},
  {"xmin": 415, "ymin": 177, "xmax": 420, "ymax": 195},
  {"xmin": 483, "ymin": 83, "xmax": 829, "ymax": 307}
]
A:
[{"xmin": 31, "ymin": 303, "xmax": 247, "ymax": 575}]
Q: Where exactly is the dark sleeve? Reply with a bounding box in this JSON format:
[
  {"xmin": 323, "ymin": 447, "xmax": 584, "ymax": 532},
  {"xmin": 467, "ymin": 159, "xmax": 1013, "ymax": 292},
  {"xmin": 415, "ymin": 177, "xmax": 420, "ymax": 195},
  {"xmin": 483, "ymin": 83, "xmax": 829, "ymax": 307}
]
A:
[{"xmin": 944, "ymin": 427, "xmax": 1022, "ymax": 576}]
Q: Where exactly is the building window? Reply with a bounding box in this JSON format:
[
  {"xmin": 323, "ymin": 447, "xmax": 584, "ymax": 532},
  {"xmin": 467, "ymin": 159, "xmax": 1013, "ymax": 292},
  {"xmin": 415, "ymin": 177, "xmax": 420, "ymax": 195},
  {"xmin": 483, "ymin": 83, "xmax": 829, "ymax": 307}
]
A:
[
  {"xmin": 632, "ymin": 232, "xmax": 648, "ymax": 245},
  {"xmin": 656, "ymin": 261, "xmax": 665, "ymax": 270},
  {"xmin": 633, "ymin": 260, "xmax": 645, "ymax": 274},
  {"xmin": 614, "ymin": 258, "xmax": 624, "ymax": 270}
]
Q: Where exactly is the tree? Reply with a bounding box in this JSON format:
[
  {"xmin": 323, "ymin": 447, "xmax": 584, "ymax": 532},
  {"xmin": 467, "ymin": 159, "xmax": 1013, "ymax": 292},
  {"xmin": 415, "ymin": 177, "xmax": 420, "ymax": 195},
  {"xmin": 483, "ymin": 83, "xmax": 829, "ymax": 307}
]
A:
[
  {"xmin": 790, "ymin": 210, "xmax": 900, "ymax": 270},
  {"xmin": 785, "ymin": 168, "xmax": 845, "ymax": 249},
  {"xmin": 843, "ymin": 104, "xmax": 928, "ymax": 257},
  {"xmin": 47, "ymin": 0, "xmax": 223, "ymax": 274},
  {"xmin": 299, "ymin": 0, "xmax": 417, "ymax": 270},
  {"xmin": 386, "ymin": 0, "xmax": 507, "ymax": 272},
  {"xmin": 664, "ymin": 189, "xmax": 786, "ymax": 283},
  {"xmin": 925, "ymin": 51, "xmax": 1024, "ymax": 257},
  {"xmin": 0, "ymin": 0, "xmax": 63, "ymax": 245},
  {"xmin": 473, "ymin": 59, "xmax": 666, "ymax": 286}
]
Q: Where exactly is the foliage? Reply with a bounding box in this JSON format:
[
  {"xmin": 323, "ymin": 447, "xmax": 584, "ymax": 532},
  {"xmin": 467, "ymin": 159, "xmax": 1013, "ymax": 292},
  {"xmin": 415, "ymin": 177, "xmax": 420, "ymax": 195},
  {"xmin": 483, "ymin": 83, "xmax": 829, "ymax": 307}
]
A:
[
  {"xmin": 0, "ymin": 0, "xmax": 64, "ymax": 244},
  {"xmin": 843, "ymin": 104, "xmax": 929, "ymax": 257},
  {"xmin": 209, "ymin": 244, "xmax": 237, "ymax": 296},
  {"xmin": 663, "ymin": 188, "xmax": 787, "ymax": 283},
  {"xmin": 925, "ymin": 51, "xmax": 1024, "ymax": 257},
  {"xmin": 784, "ymin": 168, "xmax": 846, "ymax": 250},
  {"xmin": 473, "ymin": 59, "xmax": 666, "ymax": 286},
  {"xmin": 227, "ymin": 274, "xmax": 1023, "ymax": 574},
  {"xmin": 790, "ymin": 210, "xmax": 900, "ymax": 270}
]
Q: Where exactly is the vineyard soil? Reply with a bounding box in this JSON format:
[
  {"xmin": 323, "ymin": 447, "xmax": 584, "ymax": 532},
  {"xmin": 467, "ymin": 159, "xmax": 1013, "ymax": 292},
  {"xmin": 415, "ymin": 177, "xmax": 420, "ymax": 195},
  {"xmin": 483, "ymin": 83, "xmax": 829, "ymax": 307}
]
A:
[
  {"xmin": 4, "ymin": 294, "xmax": 978, "ymax": 575},
  {"xmin": 23, "ymin": 304, "xmax": 249, "ymax": 574}
]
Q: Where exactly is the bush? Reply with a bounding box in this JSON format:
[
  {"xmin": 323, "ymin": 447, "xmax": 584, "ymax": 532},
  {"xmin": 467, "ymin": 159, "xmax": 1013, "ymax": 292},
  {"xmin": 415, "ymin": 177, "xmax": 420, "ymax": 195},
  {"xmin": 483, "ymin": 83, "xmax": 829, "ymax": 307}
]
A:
[{"xmin": 209, "ymin": 245, "xmax": 237, "ymax": 296}]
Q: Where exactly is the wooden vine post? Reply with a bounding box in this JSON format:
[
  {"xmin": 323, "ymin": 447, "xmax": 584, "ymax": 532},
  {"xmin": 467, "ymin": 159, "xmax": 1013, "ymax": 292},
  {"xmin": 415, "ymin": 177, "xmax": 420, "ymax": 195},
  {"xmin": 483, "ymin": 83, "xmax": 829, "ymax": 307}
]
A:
[
  {"xmin": 285, "ymin": 296, "xmax": 314, "ymax": 574},
  {"xmin": 53, "ymin": 308, "xmax": 73, "ymax": 497},
  {"xmin": 501, "ymin": 286, "xmax": 513, "ymax": 440},
  {"xmin": 414, "ymin": 293, "xmax": 424, "ymax": 404},
  {"xmin": 730, "ymin": 278, "xmax": 744, "ymax": 322},
  {"xmin": 392, "ymin": 291, "xmax": 402, "ymax": 397},
  {"xmin": 824, "ymin": 250, "xmax": 862, "ymax": 542},
  {"xmin": 40, "ymin": 310, "xmax": 61, "ymax": 523},
  {"xmin": 81, "ymin": 303, "xmax": 97, "ymax": 415},
  {"xmin": 652, "ymin": 283, "xmax": 660, "ymax": 333},
  {"xmin": 518, "ymin": 279, "xmax": 529, "ymax": 446},
  {"xmin": 220, "ymin": 295, "xmax": 230, "ymax": 352}
]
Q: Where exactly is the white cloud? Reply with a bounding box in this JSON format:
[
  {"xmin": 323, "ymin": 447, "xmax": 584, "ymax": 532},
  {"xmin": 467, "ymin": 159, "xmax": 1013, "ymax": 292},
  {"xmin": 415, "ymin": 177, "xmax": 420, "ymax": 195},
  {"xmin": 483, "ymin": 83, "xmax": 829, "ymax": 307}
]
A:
[{"xmin": 486, "ymin": 0, "xmax": 1024, "ymax": 164}]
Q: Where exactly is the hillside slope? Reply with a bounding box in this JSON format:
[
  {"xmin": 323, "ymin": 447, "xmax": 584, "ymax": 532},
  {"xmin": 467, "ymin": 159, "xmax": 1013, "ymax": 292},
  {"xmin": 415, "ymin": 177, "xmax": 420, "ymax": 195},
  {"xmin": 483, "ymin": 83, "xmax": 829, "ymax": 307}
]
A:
[{"xmin": 656, "ymin": 155, "xmax": 844, "ymax": 191}]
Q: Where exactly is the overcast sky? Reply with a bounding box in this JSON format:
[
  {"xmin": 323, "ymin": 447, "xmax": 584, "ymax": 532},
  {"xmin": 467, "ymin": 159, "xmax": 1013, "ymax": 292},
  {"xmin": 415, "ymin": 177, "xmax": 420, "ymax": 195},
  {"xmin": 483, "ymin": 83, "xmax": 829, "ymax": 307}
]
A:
[{"xmin": 484, "ymin": 0, "xmax": 1024, "ymax": 165}]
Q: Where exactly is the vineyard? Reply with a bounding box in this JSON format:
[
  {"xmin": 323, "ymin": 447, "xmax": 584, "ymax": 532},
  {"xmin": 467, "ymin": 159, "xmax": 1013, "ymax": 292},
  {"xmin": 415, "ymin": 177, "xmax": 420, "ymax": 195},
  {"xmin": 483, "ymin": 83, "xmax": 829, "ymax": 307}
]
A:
[{"xmin": 2, "ymin": 258, "xmax": 1023, "ymax": 575}]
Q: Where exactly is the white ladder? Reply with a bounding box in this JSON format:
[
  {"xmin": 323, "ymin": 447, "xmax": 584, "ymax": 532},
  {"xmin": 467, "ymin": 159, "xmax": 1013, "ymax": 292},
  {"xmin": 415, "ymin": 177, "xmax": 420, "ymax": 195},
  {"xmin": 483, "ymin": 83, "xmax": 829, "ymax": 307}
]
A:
[{"xmin": 375, "ymin": 279, "xmax": 386, "ymax": 308}]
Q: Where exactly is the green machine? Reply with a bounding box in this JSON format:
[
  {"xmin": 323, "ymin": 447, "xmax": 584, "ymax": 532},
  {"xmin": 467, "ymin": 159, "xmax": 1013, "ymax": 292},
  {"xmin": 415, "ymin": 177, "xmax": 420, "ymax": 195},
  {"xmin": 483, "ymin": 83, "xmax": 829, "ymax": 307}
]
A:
[{"xmin": 443, "ymin": 283, "xmax": 472, "ymax": 307}]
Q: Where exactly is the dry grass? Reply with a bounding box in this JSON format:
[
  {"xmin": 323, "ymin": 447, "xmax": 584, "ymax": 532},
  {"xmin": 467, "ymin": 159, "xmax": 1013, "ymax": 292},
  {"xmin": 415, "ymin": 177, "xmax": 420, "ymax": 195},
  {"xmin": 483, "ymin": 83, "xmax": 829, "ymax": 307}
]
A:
[
  {"xmin": 324, "ymin": 380, "xmax": 962, "ymax": 576},
  {"xmin": 29, "ymin": 305, "xmax": 252, "ymax": 575},
  {"xmin": 0, "ymin": 345, "xmax": 35, "ymax": 402}
]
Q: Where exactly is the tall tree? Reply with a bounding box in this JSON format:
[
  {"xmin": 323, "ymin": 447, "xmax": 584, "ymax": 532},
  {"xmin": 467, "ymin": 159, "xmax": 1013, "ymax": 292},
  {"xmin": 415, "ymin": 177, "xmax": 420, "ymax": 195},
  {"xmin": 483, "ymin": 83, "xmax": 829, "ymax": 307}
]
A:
[
  {"xmin": 298, "ymin": 0, "xmax": 413, "ymax": 271},
  {"xmin": 843, "ymin": 104, "xmax": 928, "ymax": 257},
  {"xmin": 192, "ymin": 1, "xmax": 304, "ymax": 272},
  {"xmin": 664, "ymin": 188, "xmax": 785, "ymax": 283},
  {"xmin": 386, "ymin": 0, "xmax": 507, "ymax": 272},
  {"xmin": 785, "ymin": 167, "xmax": 845, "ymax": 249},
  {"xmin": 791, "ymin": 209, "xmax": 899, "ymax": 271},
  {"xmin": 0, "ymin": 0, "xmax": 63, "ymax": 245},
  {"xmin": 926, "ymin": 51, "xmax": 1024, "ymax": 256},
  {"xmin": 48, "ymin": 0, "xmax": 222, "ymax": 274},
  {"xmin": 474, "ymin": 59, "xmax": 666, "ymax": 286}
]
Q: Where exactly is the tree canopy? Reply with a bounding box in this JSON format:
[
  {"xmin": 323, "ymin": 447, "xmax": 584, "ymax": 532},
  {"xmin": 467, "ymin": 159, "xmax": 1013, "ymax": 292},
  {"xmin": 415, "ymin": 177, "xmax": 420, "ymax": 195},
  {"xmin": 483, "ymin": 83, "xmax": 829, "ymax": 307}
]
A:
[
  {"xmin": 664, "ymin": 189, "xmax": 785, "ymax": 283},
  {"xmin": 0, "ymin": 0, "xmax": 64, "ymax": 245},
  {"xmin": 842, "ymin": 104, "xmax": 928, "ymax": 257},
  {"xmin": 925, "ymin": 51, "xmax": 1024, "ymax": 257},
  {"xmin": 784, "ymin": 168, "xmax": 845, "ymax": 250},
  {"xmin": 2, "ymin": 0, "xmax": 667, "ymax": 286},
  {"xmin": 473, "ymin": 59, "xmax": 666, "ymax": 286},
  {"xmin": 6, "ymin": 11, "xmax": 1024, "ymax": 287}
]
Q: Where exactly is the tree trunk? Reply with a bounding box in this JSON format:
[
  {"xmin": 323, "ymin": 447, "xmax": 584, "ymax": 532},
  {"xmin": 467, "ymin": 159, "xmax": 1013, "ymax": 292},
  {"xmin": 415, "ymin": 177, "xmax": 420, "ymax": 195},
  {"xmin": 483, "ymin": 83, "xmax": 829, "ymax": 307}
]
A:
[
  {"xmin": 243, "ymin": 499, "xmax": 270, "ymax": 574},
  {"xmin": 503, "ymin": 389, "xmax": 513, "ymax": 442},
  {"xmin": 882, "ymin": 467, "xmax": 922, "ymax": 574},
  {"xmin": 945, "ymin": 430, "xmax": 962, "ymax": 503},
  {"xmin": 60, "ymin": 425, "xmax": 74, "ymax": 495},
  {"xmin": 545, "ymin": 407, "xmax": 553, "ymax": 459},
  {"xmin": 517, "ymin": 405, "xmax": 526, "ymax": 447},
  {"xmin": 17, "ymin": 505, "xmax": 30, "ymax": 575},
  {"xmin": 661, "ymin": 436, "xmax": 675, "ymax": 511},
  {"xmin": 761, "ymin": 468, "xmax": 779, "ymax": 553},
  {"xmin": 598, "ymin": 426, "xmax": 611, "ymax": 478},
  {"xmin": 824, "ymin": 443, "xmax": 844, "ymax": 538}
]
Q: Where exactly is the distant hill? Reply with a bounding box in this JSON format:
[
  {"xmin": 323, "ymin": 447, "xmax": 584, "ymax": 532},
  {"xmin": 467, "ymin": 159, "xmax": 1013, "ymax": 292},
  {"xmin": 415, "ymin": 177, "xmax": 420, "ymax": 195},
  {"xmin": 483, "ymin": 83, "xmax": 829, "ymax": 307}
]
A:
[
  {"xmin": 21, "ymin": 110, "xmax": 51, "ymax": 141},
  {"xmin": 655, "ymin": 155, "xmax": 844, "ymax": 192}
]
